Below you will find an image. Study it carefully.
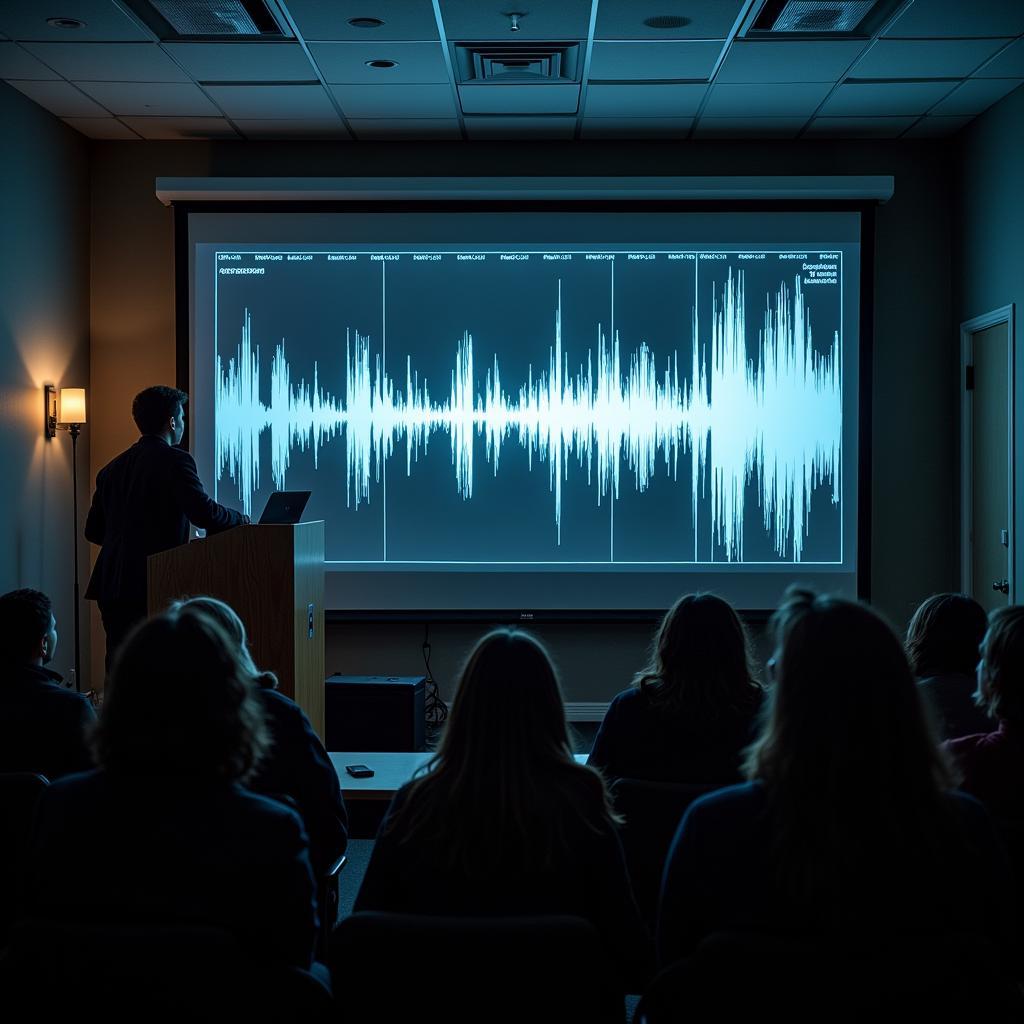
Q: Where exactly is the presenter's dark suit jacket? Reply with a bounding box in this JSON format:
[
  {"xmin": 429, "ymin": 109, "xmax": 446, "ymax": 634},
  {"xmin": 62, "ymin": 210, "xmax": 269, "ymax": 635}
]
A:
[
  {"xmin": 0, "ymin": 663, "xmax": 94, "ymax": 780},
  {"xmin": 249, "ymin": 688, "xmax": 349, "ymax": 877},
  {"xmin": 84, "ymin": 435, "xmax": 244, "ymax": 611},
  {"xmin": 24, "ymin": 769, "xmax": 318, "ymax": 971}
]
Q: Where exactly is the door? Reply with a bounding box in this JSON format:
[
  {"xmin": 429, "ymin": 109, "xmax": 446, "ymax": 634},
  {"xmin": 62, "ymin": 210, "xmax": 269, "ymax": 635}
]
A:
[{"xmin": 964, "ymin": 317, "xmax": 1013, "ymax": 611}]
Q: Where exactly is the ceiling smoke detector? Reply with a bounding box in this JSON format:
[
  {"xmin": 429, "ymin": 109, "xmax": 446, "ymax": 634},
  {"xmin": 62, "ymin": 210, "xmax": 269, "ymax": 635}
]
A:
[
  {"xmin": 643, "ymin": 15, "xmax": 692, "ymax": 30},
  {"xmin": 46, "ymin": 16, "xmax": 87, "ymax": 29}
]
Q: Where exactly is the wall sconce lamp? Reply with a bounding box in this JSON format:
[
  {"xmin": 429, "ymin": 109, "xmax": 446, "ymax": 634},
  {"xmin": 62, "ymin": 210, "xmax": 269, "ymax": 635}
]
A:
[{"xmin": 44, "ymin": 384, "xmax": 87, "ymax": 692}]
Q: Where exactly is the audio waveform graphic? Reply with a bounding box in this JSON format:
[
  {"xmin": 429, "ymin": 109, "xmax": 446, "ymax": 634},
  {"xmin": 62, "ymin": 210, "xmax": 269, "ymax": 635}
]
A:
[{"xmin": 215, "ymin": 272, "xmax": 841, "ymax": 561}]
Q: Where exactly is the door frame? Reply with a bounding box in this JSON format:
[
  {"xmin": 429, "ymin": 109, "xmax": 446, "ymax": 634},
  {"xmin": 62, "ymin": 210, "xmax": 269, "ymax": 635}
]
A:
[{"xmin": 960, "ymin": 304, "xmax": 1017, "ymax": 602}]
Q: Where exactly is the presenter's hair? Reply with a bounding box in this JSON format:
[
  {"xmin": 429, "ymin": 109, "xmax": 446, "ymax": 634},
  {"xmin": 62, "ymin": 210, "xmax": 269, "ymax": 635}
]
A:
[
  {"xmin": 92, "ymin": 605, "xmax": 268, "ymax": 780},
  {"xmin": 386, "ymin": 629, "xmax": 616, "ymax": 873},
  {"xmin": 0, "ymin": 588, "xmax": 52, "ymax": 661},
  {"xmin": 906, "ymin": 593, "xmax": 987, "ymax": 678},
  {"xmin": 978, "ymin": 606, "xmax": 1024, "ymax": 723},
  {"xmin": 635, "ymin": 593, "xmax": 761, "ymax": 717},
  {"xmin": 132, "ymin": 385, "xmax": 188, "ymax": 435},
  {"xmin": 174, "ymin": 596, "xmax": 278, "ymax": 690},
  {"xmin": 743, "ymin": 587, "xmax": 957, "ymax": 903}
]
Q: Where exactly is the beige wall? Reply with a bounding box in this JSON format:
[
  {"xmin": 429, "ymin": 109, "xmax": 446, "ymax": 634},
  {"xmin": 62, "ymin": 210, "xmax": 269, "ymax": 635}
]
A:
[
  {"xmin": 88, "ymin": 138, "xmax": 957, "ymax": 699},
  {"xmin": 0, "ymin": 83, "xmax": 90, "ymax": 687}
]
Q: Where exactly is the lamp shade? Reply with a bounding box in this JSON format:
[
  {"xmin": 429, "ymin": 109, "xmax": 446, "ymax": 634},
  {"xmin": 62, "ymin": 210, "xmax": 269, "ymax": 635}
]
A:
[{"xmin": 58, "ymin": 387, "xmax": 86, "ymax": 425}]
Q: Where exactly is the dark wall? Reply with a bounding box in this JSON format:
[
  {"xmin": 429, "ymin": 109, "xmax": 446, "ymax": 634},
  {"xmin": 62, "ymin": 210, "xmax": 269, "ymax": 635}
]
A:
[
  {"xmin": 955, "ymin": 84, "xmax": 1024, "ymax": 601},
  {"xmin": 0, "ymin": 83, "xmax": 90, "ymax": 686},
  {"xmin": 88, "ymin": 137, "xmax": 956, "ymax": 699}
]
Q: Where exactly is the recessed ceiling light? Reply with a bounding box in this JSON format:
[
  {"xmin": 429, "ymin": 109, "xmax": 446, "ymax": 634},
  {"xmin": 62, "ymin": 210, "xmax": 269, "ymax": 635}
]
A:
[
  {"xmin": 46, "ymin": 16, "xmax": 87, "ymax": 29},
  {"xmin": 349, "ymin": 17, "xmax": 385, "ymax": 28},
  {"xmin": 365, "ymin": 59, "xmax": 398, "ymax": 69},
  {"xmin": 643, "ymin": 15, "xmax": 691, "ymax": 29}
]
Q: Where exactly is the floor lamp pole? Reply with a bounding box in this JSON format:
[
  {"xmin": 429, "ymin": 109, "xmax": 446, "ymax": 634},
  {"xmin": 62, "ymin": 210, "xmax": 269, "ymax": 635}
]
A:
[{"xmin": 70, "ymin": 422, "xmax": 81, "ymax": 692}]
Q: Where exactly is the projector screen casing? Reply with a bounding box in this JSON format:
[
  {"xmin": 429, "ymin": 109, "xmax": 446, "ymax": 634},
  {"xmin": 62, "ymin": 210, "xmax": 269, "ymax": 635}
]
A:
[{"xmin": 176, "ymin": 200, "xmax": 874, "ymax": 621}]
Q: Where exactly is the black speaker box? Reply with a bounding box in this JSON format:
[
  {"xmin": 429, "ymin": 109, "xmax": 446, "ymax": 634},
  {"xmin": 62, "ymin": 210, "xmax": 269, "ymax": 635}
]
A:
[{"xmin": 325, "ymin": 675, "xmax": 426, "ymax": 752}]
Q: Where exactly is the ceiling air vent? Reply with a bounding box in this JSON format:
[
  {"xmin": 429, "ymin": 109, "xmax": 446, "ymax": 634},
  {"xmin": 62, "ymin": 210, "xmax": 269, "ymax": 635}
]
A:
[
  {"xmin": 124, "ymin": 0, "xmax": 293, "ymax": 39},
  {"xmin": 746, "ymin": 0, "xmax": 899, "ymax": 38},
  {"xmin": 453, "ymin": 42, "xmax": 581, "ymax": 84}
]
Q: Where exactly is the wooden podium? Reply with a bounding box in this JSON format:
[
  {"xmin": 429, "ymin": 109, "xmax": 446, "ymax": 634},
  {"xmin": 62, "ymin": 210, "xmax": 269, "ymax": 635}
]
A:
[{"xmin": 147, "ymin": 522, "xmax": 326, "ymax": 739}]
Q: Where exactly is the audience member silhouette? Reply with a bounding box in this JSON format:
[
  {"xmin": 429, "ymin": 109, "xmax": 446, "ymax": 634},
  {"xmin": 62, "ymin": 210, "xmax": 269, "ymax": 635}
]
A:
[
  {"xmin": 658, "ymin": 588, "xmax": 1013, "ymax": 971},
  {"xmin": 946, "ymin": 606, "xmax": 1024, "ymax": 822},
  {"xmin": 22, "ymin": 606, "xmax": 318, "ymax": 970},
  {"xmin": 352, "ymin": 628, "xmax": 653, "ymax": 991},
  {"xmin": 908, "ymin": 593, "xmax": 991, "ymax": 740},
  {"xmin": 0, "ymin": 588, "xmax": 94, "ymax": 779},
  {"xmin": 176, "ymin": 596, "xmax": 348, "ymax": 876},
  {"xmin": 588, "ymin": 594, "xmax": 763, "ymax": 784},
  {"xmin": 84, "ymin": 385, "xmax": 246, "ymax": 669}
]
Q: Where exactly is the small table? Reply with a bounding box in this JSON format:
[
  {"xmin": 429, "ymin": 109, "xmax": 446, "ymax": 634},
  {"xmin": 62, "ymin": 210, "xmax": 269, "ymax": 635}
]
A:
[{"xmin": 331, "ymin": 752, "xmax": 589, "ymax": 801}]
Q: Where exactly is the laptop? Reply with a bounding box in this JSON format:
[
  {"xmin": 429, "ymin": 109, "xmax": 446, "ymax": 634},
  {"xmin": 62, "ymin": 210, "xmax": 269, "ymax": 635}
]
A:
[{"xmin": 258, "ymin": 490, "xmax": 311, "ymax": 525}]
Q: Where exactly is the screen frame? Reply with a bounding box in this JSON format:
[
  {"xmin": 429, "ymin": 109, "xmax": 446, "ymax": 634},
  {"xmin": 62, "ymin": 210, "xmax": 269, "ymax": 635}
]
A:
[{"xmin": 174, "ymin": 198, "xmax": 875, "ymax": 623}]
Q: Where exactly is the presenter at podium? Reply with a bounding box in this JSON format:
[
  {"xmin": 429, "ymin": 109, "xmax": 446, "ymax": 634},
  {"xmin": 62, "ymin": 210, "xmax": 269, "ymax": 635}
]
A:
[{"xmin": 85, "ymin": 386, "xmax": 248, "ymax": 670}]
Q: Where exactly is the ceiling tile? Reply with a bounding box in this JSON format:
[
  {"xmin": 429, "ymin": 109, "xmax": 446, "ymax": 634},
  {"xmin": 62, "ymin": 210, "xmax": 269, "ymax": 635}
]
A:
[
  {"xmin": 975, "ymin": 38, "xmax": 1024, "ymax": 79},
  {"xmin": 929, "ymin": 77, "xmax": 1023, "ymax": 116},
  {"xmin": 76, "ymin": 81, "xmax": 218, "ymax": 116},
  {"xmin": 330, "ymin": 82, "xmax": 455, "ymax": 117},
  {"xmin": 459, "ymin": 84, "xmax": 579, "ymax": 114},
  {"xmin": 581, "ymin": 117, "xmax": 693, "ymax": 138},
  {"xmin": 119, "ymin": 116, "xmax": 238, "ymax": 140},
  {"xmin": 62, "ymin": 116, "xmax": 140, "ymax": 138},
  {"xmin": 852, "ymin": 39, "xmax": 1010, "ymax": 79},
  {"xmin": 0, "ymin": 41, "xmax": 59, "ymax": 78},
  {"xmin": 234, "ymin": 118, "xmax": 351, "ymax": 139},
  {"xmin": 349, "ymin": 118, "xmax": 462, "ymax": 139},
  {"xmin": 463, "ymin": 116, "xmax": 576, "ymax": 139},
  {"xmin": 820, "ymin": 80, "xmax": 956, "ymax": 116},
  {"xmin": 439, "ymin": 1, "xmax": 592, "ymax": 41},
  {"xmin": 901, "ymin": 115, "xmax": 974, "ymax": 138},
  {"xmin": 588, "ymin": 41, "xmax": 722, "ymax": 82},
  {"xmin": 716, "ymin": 41, "xmax": 867, "ymax": 84},
  {"xmin": 0, "ymin": 1, "xmax": 151, "ymax": 42},
  {"xmin": 692, "ymin": 116, "xmax": 809, "ymax": 138},
  {"xmin": 23, "ymin": 42, "xmax": 189, "ymax": 81},
  {"xmin": 804, "ymin": 116, "xmax": 917, "ymax": 138},
  {"xmin": 162, "ymin": 43, "xmax": 315, "ymax": 82},
  {"xmin": 596, "ymin": 0, "xmax": 746, "ymax": 40},
  {"xmin": 883, "ymin": 0, "xmax": 1024, "ymax": 38},
  {"xmin": 6, "ymin": 78, "xmax": 108, "ymax": 115},
  {"xmin": 584, "ymin": 83, "xmax": 707, "ymax": 117},
  {"xmin": 310, "ymin": 41, "xmax": 448, "ymax": 84},
  {"xmin": 703, "ymin": 81, "xmax": 832, "ymax": 116},
  {"xmin": 203, "ymin": 83, "xmax": 336, "ymax": 118},
  {"xmin": 284, "ymin": 0, "xmax": 440, "ymax": 41}
]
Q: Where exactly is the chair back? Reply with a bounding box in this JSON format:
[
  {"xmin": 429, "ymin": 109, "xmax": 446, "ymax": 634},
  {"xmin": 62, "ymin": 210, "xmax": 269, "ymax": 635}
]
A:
[
  {"xmin": 0, "ymin": 772, "xmax": 49, "ymax": 941},
  {"xmin": 331, "ymin": 912, "xmax": 624, "ymax": 1023},
  {"xmin": 611, "ymin": 778, "xmax": 722, "ymax": 929},
  {"xmin": 635, "ymin": 929, "xmax": 1024, "ymax": 1023},
  {"xmin": 0, "ymin": 920, "xmax": 332, "ymax": 1020}
]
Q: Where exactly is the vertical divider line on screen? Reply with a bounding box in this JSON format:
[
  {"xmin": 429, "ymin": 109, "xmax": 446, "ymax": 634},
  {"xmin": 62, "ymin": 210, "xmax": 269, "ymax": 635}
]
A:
[
  {"xmin": 610, "ymin": 259, "xmax": 614, "ymax": 563},
  {"xmin": 382, "ymin": 259, "xmax": 387, "ymax": 563}
]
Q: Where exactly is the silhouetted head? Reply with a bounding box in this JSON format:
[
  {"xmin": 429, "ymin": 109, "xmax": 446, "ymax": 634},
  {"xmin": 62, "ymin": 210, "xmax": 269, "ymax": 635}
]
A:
[
  {"xmin": 749, "ymin": 587, "xmax": 950, "ymax": 793},
  {"xmin": 978, "ymin": 606, "xmax": 1024, "ymax": 724},
  {"xmin": 174, "ymin": 596, "xmax": 278, "ymax": 690},
  {"xmin": 906, "ymin": 593, "xmax": 987, "ymax": 678},
  {"xmin": 637, "ymin": 593, "xmax": 760, "ymax": 717},
  {"xmin": 0, "ymin": 588, "xmax": 57, "ymax": 666},
  {"xmin": 93, "ymin": 605, "xmax": 268, "ymax": 780},
  {"xmin": 391, "ymin": 629, "xmax": 614, "ymax": 872},
  {"xmin": 132, "ymin": 385, "xmax": 187, "ymax": 443}
]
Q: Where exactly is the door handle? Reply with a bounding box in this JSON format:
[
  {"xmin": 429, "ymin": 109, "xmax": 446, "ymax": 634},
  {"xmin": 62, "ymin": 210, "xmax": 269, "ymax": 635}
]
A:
[{"xmin": 992, "ymin": 579, "xmax": 1010, "ymax": 595}]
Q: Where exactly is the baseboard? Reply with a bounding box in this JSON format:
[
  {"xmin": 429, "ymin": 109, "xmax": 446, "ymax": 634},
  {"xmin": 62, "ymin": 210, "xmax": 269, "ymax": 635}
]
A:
[{"xmin": 565, "ymin": 701, "xmax": 610, "ymax": 722}]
